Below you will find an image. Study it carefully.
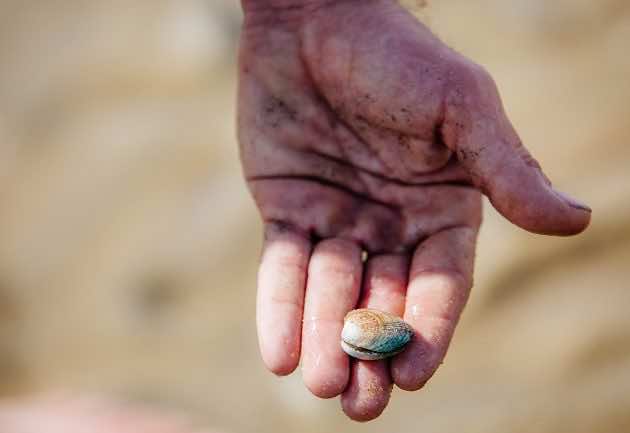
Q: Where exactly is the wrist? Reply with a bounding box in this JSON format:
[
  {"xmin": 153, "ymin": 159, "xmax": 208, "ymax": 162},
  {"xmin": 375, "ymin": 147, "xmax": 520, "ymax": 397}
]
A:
[
  {"xmin": 241, "ymin": 0, "xmax": 331, "ymax": 12},
  {"xmin": 241, "ymin": 0, "xmax": 333, "ymax": 30}
]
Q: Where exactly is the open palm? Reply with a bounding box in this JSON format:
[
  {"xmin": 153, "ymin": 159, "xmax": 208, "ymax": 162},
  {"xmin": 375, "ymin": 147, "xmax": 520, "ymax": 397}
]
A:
[{"xmin": 238, "ymin": 0, "xmax": 590, "ymax": 421}]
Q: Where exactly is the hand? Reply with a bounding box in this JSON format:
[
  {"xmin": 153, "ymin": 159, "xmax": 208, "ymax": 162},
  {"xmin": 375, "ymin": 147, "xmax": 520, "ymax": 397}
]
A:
[{"xmin": 237, "ymin": 0, "xmax": 591, "ymax": 421}]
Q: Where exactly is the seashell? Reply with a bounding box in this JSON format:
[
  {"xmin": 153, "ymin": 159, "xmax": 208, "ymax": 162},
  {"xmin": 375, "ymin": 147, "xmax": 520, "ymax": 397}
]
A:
[{"xmin": 341, "ymin": 308, "xmax": 414, "ymax": 361}]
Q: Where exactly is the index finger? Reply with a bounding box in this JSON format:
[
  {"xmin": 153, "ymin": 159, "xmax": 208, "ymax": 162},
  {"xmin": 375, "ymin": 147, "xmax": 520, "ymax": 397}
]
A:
[{"xmin": 391, "ymin": 225, "xmax": 478, "ymax": 391}]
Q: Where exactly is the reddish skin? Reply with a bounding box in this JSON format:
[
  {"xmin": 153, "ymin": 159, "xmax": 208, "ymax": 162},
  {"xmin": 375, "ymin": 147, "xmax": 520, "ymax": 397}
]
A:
[
  {"xmin": 239, "ymin": 0, "xmax": 591, "ymax": 422},
  {"xmin": 0, "ymin": 395, "xmax": 213, "ymax": 433}
]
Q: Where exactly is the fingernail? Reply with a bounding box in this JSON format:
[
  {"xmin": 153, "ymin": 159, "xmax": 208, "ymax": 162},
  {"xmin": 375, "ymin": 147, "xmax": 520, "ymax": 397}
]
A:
[{"xmin": 554, "ymin": 189, "xmax": 592, "ymax": 213}]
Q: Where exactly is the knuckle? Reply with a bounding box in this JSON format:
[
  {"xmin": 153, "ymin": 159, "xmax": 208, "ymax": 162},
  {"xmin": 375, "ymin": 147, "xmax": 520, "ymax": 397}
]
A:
[
  {"xmin": 450, "ymin": 58, "xmax": 499, "ymax": 102},
  {"xmin": 316, "ymin": 238, "xmax": 359, "ymax": 254}
]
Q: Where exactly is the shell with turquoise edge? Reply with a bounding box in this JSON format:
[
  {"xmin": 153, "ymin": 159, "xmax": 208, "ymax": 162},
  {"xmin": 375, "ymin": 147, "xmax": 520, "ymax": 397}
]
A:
[{"xmin": 341, "ymin": 308, "xmax": 414, "ymax": 361}]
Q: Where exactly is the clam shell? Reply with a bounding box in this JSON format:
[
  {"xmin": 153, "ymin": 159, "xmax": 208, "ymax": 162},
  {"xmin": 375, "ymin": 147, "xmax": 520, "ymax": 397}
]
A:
[{"xmin": 341, "ymin": 309, "xmax": 414, "ymax": 361}]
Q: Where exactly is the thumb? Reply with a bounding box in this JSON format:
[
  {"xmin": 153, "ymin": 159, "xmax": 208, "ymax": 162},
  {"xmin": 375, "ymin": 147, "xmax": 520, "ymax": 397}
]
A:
[{"xmin": 442, "ymin": 66, "xmax": 591, "ymax": 236}]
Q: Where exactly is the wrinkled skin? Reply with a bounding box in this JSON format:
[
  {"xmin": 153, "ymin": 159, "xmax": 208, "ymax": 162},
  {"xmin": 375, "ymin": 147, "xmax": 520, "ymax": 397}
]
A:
[{"xmin": 238, "ymin": 0, "xmax": 591, "ymax": 422}]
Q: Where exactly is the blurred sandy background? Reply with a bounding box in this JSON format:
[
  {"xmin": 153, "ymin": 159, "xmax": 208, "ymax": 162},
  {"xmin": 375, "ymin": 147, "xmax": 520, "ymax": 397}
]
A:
[{"xmin": 0, "ymin": 0, "xmax": 629, "ymax": 432}]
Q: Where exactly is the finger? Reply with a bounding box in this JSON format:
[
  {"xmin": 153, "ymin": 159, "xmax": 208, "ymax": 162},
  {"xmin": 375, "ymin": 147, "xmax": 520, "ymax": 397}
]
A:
[
  {"xmin": 341, "ymin": 360, "xmax": 392, "ymax": 423},
  {"xmin": 357, "ymin": 254, "xmax": 408, "ymax": 316},
  {"xmin": 257, "ymin": 222, "xmax": 311, "ymax": 376},
  {"xmin": 302, "ymin": 238, "xmax": 362, "ymax": 398},
  {"xmin": 391, "ymin": 226, "xmax": 477, "ymax": 391},
  {"xmin": 341, "ymin": 254, "xmax": 408, "ymax": 422},
  {"xmin": 442, "ymin": 66, "xmax": 591, "ymax": 236}
]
